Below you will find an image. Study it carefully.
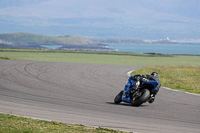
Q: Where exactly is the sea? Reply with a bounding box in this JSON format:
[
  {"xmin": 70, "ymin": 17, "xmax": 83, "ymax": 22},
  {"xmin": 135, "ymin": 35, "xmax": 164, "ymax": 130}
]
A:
[
  {"xmin": 41, "ymin": 42, "xmax": 200, "ymax": 55},
  {"xmin": 107, "ymin": 43, "xmax": 200, "ymax": 55}
]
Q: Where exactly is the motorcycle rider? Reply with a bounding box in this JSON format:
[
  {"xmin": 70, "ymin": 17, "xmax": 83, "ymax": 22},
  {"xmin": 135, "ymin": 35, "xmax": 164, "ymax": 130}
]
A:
[
  {"xmin": 146, "ymin": 72, "xmax": 161, "ymax": 103},
  {"xmin": 126, "ymin": 72, "xmax": 161, "ymax": 103}
]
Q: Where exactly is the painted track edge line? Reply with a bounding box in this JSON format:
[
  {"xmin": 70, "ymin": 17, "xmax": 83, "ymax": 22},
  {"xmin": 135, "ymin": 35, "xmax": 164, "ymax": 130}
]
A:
[
  {"xmin": 162, "ymin": 86, "xmax": 200, "ymax": 96},
  {"xmin": 127, "ymin": 70, "xmax": 135, "ymax": 77}
]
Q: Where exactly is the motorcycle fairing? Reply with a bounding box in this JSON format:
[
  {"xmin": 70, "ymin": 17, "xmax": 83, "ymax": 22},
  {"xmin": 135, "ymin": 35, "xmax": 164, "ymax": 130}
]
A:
[
  {"xmin": 121, "ymin": 77, "xmax": 135, "ymax": 103},
  {"xmin": 141, "ymin": 81, "xmax": 158, "ymax": 93}
]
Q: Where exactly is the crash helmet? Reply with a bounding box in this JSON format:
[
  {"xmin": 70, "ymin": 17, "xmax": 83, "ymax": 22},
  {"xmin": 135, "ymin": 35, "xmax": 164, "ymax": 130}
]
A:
[{"xmin": 151, "ymin": 72, "xmax": 158, "ymax": 77}]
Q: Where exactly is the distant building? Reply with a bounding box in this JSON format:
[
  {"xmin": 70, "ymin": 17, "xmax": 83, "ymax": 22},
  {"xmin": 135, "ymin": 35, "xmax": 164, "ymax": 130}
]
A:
[{"xmin": 166, "ymin": 37, "xmax": 170, "ymax": 41}]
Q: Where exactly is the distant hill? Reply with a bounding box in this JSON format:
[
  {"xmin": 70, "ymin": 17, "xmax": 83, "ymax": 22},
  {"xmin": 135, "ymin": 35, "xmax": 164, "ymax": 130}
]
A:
[{"xmin": 0, "ymin": 33, "xmax": 108, "ymax": 50}]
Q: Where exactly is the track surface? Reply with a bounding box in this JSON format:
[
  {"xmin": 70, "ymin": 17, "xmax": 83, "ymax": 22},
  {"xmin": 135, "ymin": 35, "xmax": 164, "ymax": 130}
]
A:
[{"xmin": 0, "ymin": 60, "xmax": 200, "ymax": 133}]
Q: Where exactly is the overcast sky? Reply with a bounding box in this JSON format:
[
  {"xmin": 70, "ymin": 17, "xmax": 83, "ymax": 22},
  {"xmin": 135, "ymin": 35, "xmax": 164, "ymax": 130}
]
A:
[
  {"xmin": 0, "ymin": 0, "xmax": 199, "ymax": 20},
  {"xmin": 0, "ymin": 0, "xmax": 199, "ymax": 39}
]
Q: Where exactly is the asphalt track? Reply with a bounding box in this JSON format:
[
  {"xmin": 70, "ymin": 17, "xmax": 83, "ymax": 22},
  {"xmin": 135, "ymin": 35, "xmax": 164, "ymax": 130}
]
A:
[{"xmin": 0, "ymin": 60, "xmax": 200, "ymax": 133}]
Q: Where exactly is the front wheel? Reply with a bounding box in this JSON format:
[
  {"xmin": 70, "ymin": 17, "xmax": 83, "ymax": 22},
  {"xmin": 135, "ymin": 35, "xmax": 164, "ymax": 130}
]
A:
[
  {"xmin": 131, "ymin": 89, "xmax": 150, "ymax": 106},
  {"xmin": 114, "ymin": 90, "xmax": 123, "ymax": 104}
]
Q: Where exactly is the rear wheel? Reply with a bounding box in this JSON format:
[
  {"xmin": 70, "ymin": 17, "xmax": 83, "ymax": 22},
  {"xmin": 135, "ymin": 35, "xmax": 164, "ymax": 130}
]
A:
[
  {"xmin": 114, "ymin": 90, "xmax": 123, "ymax": 104},
  {"xmin": 131, "ymin": 89, "xmax": 150, "ymax": 106}
]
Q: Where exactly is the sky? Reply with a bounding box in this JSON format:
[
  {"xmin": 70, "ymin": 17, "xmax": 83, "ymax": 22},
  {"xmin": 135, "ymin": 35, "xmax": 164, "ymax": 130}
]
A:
[{"xmin": 0, "ymin": 0, "xmax": 200, "ymax": 39}]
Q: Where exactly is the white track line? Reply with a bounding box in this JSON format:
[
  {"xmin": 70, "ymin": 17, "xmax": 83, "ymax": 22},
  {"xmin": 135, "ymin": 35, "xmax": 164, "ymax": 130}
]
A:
[
  {"xmin": 127, "ymin": 70, "xmax": 134, "ymax": 77},
  {"xmin": 127, "ymin": 71, "xmax": 200, "ymax": 97},
  {"xmin": 162, "ymin": 86, "xmax": 200, "ymax": 96}
]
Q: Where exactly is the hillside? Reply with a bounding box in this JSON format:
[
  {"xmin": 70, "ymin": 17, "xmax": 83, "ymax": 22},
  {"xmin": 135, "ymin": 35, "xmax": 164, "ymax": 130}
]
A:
[{"xmin": 0, "ymin": 33, "xmax": 108, "ymax": 49}]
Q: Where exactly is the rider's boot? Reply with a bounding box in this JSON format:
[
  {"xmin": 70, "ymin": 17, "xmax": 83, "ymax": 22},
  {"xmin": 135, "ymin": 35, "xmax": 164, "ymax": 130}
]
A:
[{"xmin": 149, "ymin": 94, "xmax": 155, "ymax": 103}]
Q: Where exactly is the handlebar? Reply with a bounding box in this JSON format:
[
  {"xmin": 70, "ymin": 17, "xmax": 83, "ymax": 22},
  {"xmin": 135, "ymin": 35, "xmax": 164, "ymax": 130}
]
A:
[{"xmin": 131, "ymin": 75, "xmax": 149, "ymax": 82}]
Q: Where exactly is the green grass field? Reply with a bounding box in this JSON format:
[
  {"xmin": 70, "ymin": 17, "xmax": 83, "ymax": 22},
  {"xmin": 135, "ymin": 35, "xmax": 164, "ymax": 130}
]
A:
[
  {"xmin": 132, "ymin": 66, "xmax": 200, "ymax": 94},
  {"xmin": 0, "ymin": 113, "xmax": 127, "ymax": 133},
  {"xmin": 0, "ymin": 48, "xmax": 200, "ymax": 66}
]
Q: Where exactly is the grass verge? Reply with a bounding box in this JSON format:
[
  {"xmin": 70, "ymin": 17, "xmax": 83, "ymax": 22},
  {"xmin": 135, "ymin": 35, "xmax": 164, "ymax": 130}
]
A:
[
  {"xmin": 0, "ymin": 48, "xmax": 200, "ymax": 66},
  {"xmin": 0, "ymin": 113, "xmax": 129, "ymax": 133},
  {"xmin": 132, "ymin": 66, "xmax": 200, "ymax": 94}
]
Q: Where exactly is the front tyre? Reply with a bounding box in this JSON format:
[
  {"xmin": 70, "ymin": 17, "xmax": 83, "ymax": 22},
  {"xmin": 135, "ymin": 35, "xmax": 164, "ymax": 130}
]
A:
[
  {"xmin": 131, "ymin": 89, "xmax": 150, "ymax": 106},
  {"xmin": 114, "ymin": 90, "xmax": 123, "ymax": 104}
]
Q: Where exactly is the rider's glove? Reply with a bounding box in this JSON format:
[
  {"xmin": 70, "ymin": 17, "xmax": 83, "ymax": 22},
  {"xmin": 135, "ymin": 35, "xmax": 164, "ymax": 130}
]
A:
[{"xmin": 142, "ymin": 78, "xmax": 149, "ymax": 82}]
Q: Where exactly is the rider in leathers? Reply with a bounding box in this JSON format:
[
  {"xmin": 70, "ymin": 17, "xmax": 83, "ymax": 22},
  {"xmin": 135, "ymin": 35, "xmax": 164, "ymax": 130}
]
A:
[{"xmin": 145, "ymin": 72, "xmax": 161, "ymax": 103}]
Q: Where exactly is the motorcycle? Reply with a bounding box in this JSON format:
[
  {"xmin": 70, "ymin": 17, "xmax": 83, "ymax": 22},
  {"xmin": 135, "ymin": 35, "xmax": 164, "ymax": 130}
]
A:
[{"xmin": 114, "ymin": 74, "xmax": 158, "ymax": 106}]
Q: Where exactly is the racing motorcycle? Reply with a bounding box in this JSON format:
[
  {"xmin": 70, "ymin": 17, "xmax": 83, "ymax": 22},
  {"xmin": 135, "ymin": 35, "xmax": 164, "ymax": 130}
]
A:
[{"xmin": 114, "ymin": 74, "xmax": 158, "ymax": 106}]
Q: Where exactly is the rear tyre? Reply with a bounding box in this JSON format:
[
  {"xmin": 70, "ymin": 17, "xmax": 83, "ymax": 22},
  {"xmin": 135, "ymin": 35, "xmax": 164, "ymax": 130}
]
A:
[
  {"xmin": 131, "ymin": 89, "xmax": 150, "ymax": 106},
  {"xmin": 114, "ymin": 90, "xmax": 123, "ymax": 104}
]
